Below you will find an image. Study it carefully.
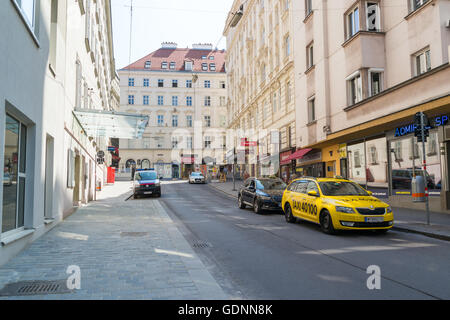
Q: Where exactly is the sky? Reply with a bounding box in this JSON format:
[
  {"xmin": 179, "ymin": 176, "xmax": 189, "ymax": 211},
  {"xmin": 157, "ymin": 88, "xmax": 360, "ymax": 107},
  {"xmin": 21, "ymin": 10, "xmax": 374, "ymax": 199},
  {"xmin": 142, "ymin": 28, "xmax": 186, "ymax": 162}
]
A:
[{"xmin": 111, "ymin": 0, "xmax": 235, "ymax": 70}]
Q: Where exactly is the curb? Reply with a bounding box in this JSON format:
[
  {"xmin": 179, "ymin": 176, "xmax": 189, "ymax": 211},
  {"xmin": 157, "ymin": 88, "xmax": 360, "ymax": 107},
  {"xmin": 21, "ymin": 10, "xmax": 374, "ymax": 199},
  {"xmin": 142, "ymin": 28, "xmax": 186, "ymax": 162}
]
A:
[
  {"xmin": 392, "ymin": 225, "xmax": 450, "ymax": 242},
  {"xmin": 208, "ymin": 184, "xmax": 450, "ymax": 242}
]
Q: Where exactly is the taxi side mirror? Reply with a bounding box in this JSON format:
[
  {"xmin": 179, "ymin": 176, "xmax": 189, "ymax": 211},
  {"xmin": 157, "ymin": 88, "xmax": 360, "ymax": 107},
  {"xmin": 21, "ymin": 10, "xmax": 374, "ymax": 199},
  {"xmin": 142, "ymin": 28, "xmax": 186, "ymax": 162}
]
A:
[
  {"xmin": 308, "ymin": 190, "xmax": 319, "ymax": 197},
  {"xmin": 367, "ymin": 190, "xmax": 373, "ymax": 196}
]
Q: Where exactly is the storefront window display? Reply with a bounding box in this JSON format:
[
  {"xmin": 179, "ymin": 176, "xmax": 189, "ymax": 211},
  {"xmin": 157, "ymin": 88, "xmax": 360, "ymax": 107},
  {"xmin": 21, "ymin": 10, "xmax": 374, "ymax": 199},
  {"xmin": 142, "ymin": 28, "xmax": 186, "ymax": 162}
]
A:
[
  {"xmin": 390, "ymin": 131, "xmax": 441, "ymax": 196},
  {"xmin": 348, "ymin": 137, "xmax": 389, "ymax": 198}
]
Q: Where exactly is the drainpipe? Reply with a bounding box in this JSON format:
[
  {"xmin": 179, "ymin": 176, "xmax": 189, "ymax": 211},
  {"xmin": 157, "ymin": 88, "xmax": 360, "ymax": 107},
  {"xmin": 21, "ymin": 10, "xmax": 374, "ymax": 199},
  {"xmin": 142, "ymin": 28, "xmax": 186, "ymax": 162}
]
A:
[{"xmin": 322, "ymin": 0, "xmax": 332, "ymax": 135}]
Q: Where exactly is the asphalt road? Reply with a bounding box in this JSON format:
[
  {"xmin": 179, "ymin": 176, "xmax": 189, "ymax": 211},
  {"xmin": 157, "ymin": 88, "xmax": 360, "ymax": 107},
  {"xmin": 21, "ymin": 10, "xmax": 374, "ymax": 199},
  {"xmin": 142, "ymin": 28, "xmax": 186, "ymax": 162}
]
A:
[{"xmin": 149, "ymin": 181, "xmax": 450, "ymax": 300}]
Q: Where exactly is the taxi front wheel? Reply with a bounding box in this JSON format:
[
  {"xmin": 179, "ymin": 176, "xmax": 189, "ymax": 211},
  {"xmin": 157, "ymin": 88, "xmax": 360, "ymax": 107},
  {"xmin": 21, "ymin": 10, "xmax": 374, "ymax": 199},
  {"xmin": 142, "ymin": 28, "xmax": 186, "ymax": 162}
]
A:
[{"xmin": 320, "ymin": 210, "xmax": 336, "ymax": 235}]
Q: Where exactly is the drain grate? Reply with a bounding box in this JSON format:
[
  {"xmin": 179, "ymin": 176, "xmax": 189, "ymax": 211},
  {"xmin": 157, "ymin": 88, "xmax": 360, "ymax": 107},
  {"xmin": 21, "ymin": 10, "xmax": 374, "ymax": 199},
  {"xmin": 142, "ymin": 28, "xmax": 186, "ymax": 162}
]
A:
[
  {"xmin": 121, "ymin": 232, "xmax": 149, "ymax": 237},
  {"xmin": 0, "ymin": 280, "xmax": 72, "ymax": 297},
  {"xmin": 193, "ymin": 241, "xmax": 212, "ymax": 248}
]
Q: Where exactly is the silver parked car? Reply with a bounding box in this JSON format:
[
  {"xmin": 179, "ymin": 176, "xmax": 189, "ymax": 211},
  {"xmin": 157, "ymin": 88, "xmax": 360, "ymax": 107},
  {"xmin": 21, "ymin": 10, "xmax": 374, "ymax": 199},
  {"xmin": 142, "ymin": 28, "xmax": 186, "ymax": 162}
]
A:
[
  {"xmin": 3, "ymin": 173, "xmax": 12, "ymax": 186},
  {"xmin": 189, "ymin": 172, "xmax": 206, "ymax": 184}
]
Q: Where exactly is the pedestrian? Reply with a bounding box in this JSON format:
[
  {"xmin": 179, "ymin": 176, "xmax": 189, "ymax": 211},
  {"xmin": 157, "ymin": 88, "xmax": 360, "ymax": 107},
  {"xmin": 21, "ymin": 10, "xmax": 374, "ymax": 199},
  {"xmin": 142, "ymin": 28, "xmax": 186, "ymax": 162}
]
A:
[{"xmin": 131, "ymin": 165, "xmax": 136, "ymax": 181}]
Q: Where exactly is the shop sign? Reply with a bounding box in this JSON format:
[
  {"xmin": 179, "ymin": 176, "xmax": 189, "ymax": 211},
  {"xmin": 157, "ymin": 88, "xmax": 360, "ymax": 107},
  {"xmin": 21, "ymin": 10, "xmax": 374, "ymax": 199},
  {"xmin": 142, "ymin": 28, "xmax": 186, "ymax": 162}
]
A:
[
  {"xmin": 297, "ymin": 151, "xmax": 322, "ymax": 164},
  {"xmin": 280, "ymin": 150, "xmax": 293, "ymax": 166},
  {"xmin": 394, "ymin": 114, "xmax": 449, "ymax": 137},
  {"xmin": 338, "ymin": 144, "xmax": 347, "ymax": 158}
]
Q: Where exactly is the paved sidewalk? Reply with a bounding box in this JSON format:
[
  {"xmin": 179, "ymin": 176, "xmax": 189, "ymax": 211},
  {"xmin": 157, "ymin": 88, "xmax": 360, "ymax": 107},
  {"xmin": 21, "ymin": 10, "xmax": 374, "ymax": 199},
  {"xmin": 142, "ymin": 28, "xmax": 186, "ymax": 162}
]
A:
[
  {"xmin": 208, "ymin": 180, "xmax": 450, "ymax": 241},
  {"xmin": 0, "ymin": 182, "xmax": 228, "ymax": 300}
]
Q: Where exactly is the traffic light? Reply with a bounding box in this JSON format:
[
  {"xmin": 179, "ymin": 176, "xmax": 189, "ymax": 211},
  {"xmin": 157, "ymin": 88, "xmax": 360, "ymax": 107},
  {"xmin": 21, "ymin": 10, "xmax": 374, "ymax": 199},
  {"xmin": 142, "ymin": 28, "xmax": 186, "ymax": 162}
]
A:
[{"xmin": 414, "ymin": 112, "xmax": 431, "ymax": 143}]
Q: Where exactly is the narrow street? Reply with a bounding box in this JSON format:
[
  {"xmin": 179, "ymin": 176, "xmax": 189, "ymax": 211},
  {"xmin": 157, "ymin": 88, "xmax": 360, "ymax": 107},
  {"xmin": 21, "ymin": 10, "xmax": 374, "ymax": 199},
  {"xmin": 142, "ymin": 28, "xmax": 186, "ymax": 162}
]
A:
[{"xmin": 160, "ymin": 182, "xmax": 450, "ymax": 300}]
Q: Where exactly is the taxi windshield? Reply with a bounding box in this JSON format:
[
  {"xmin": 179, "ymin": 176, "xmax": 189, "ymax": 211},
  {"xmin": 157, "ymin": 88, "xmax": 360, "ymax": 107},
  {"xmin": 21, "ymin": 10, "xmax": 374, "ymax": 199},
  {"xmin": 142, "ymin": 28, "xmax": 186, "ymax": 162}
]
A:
[
  {"xmin": 191, "ymin": 172, "xmax": 202, "ymax": 176},
  {"xmin": 135, "ymin": 171, "xmax": 157, "ymax": 180},
  {"xmin": 319, "ymin": 181, "xmax": 369, "ymax": 196},
  {"xmin": 256, "ymin": 179, "xmax": 287, "ymax": 190}
]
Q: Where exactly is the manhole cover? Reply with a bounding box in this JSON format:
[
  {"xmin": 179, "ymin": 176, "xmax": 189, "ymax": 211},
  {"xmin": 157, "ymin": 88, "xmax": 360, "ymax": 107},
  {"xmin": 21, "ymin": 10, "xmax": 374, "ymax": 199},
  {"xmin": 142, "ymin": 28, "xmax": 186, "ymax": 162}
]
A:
[
  {"xmin": 120, "ymin": 232, "xmax": 149, "ymax": 237},
  {"xmin": 0, "ymin": 280, "xmax": 72, "ymax": 297},
  {"xmin": 193, "ymin": 241, "xmax": 212, "ymax": 248}
]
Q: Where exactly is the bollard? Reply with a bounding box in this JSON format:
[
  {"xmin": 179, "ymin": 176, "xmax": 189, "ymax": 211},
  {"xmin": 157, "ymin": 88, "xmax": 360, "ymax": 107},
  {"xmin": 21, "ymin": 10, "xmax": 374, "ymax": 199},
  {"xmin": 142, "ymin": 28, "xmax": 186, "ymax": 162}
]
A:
[{"xmin": 412, "ymin": 175, "xmax": 425, "ymax": 202}]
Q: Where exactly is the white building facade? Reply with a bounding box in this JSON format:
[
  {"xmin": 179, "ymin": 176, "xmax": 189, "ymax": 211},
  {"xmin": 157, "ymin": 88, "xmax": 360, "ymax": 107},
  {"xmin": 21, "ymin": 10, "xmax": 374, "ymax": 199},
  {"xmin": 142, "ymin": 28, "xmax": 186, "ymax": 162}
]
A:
[{"xmin": 0, "ymin": 0, "xmax": 119, "ymax": 266}]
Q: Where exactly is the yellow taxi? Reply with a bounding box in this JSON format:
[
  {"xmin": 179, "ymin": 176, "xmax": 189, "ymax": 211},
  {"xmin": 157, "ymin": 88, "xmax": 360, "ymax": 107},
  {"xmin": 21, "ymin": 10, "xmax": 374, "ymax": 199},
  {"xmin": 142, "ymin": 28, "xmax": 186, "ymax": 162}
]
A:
[{"xmin": 281, "ymin": 177, "xmax": 394, "ymax": 234}]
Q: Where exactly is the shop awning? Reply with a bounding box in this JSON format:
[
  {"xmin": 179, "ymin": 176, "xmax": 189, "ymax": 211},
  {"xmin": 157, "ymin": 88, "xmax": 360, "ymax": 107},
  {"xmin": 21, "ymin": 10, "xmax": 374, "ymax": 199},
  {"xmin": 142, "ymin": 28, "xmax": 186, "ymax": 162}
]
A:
[
  {"xmin": 73, "ymin": 109, "xmax": 149, "ymax": 139},
  {"xmin": 286, "ymin": 148, "xmax": 312, "ymax": 161}
]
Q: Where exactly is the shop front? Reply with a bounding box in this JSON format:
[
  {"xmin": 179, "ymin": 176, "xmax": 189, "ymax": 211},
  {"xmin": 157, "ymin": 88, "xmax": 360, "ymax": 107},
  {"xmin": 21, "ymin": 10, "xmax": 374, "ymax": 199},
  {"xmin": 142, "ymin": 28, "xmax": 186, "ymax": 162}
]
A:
[
  {"xmin": 295, "ymin": 149, "xmax": 325, "ymax": 178},
  {"xmin": 279, "ymin": 148, "xmax": 295, "ymax": 183}
]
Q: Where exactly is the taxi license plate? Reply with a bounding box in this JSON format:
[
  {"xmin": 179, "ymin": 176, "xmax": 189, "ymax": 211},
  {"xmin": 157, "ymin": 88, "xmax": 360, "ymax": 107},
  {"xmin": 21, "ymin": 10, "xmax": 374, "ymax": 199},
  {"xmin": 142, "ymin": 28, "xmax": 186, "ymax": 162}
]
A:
[
  {"xmin": 365, "ymin": 217, "xmax": 384, "ymax": 223},
  {"xmin": 144, "ymin": 191, "xmax": 153, "ymax": 195}
]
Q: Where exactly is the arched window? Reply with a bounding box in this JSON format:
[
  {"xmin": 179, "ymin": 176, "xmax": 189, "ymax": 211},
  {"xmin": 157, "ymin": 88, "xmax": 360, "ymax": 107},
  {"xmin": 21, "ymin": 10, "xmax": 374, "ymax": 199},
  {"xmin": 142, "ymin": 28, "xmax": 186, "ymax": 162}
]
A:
[
  {"xmin": 125, "ymin": 159, "xmax": 136, "ymax": 168},
  {"xmin": 141, "ymin": 159, "xmax": 151, "ymax": 169}
]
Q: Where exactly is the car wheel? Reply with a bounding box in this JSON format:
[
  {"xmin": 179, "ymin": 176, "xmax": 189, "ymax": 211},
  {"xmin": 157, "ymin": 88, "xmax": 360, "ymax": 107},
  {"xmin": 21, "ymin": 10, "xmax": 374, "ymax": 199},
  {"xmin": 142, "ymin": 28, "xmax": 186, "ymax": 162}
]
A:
[
  {"xmin": 320, "ymin": 210, "xmax": 336, "ymax": 235},
  {"xmin": 238, "ymin": 195, "xmax": 246, "ymax": 209},
  {"xmin": 253, "ymin": 198, "xmax": 262, "ymax": 214},
  {"xmin": 284, "ymin": 204, "xmax": 296, "ymax": 223}
]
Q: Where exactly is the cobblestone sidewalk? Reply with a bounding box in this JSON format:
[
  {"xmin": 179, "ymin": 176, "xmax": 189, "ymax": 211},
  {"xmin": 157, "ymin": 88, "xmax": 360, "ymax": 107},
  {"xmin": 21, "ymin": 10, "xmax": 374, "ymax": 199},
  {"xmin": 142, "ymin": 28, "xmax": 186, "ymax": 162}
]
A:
[{"xmin": 0, "ymin": 182, "xmax": 228, "ymax": 300}]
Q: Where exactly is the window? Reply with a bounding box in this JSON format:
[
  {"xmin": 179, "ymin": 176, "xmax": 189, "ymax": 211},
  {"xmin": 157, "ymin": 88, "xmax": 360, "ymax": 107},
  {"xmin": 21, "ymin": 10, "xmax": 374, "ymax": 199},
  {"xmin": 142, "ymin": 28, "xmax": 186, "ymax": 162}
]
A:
[
  {"xmin": 347, "ymin": 72, "xmax": 362, "ymax": 105},
  {"xmin": 204, "ymin": 136, "xmax": 212, "ymax": 149},
  {"xmin": 204, "ymin": 80, "xmax": 211, "ymax": 88},
  {"xmin": 185, "ymin": 61, "xmax": 193, "ymax": 71},
  {"xmin": 306, "ymin": 43, "xmax": 314, "ymax": 69},
  {"xmin": 205, "ymin": 116, "xmax": 211, "ymax": 127},
  {"xmin": 286, "ymin": 81, "xmax": 292, "ymax": 104},
  {"xmin": 369, "ymin": 69, "xmax": 383, "ymax": 96},
  {"xmin": 414, "ymin": 48, "xmax": 431, "ymax": 76},
  {"xmin": 170, "ymin": 62, "xmax": 176, "ymax": 70},
  {"xmin": 186, "ymin": 80, "xmax": 192, "ymax": 88},
  {"xmin": 172, "ymin": 115, "xmax": 178, "ymax": 127},
  {"xmin": 158, "ymin": 96, "xmax": 164, "ymax": 106},
  {"xmin": 261, "ymin": 64, "xmax": 266, "ymax": 83},
  {"xmin": 15, "ymin": 0, "xmax": 36, "ymax": 31},
  {"xmin": 219, "ymin": 96, "xmax": 226, "ymax": 106},
  {"xmin": 186, "ymin": 136, "xmax": 193, "ymax": 149},
  {"xmin": 172, "ymin": 96, "xmax": 178, "ymax": 106},
  {"xmin": 143, "ymin": 95, "xmax": 149, "ymax": 105},
  {"xmin": 158, "ymin": 79, "xmax": 164, "ymax": 87},
  {"xmin": 145, "ymin": 61, "xmax": 151, "ymax": 69},
  {"xmin": 128, "ymin": 78, "xmax": 135, "ymax": 87},
  {"xmin": 272, "ymin": 92, "xmax": 277, "ymax": 112},
  {"xmin": 202, "ymin": 55, "xmax": 207, "ymax": 60},
  {"xmin": 143, "ymin": 78, "xmax": 150, "ymax": 87},
  {"xmin": 202, "ymin": 63, "xmax": 208, "ymax": 71},
  {"xmin": 204, "ymin": 96, "xmax": 211, "ymax": 107},
  {"xmin": 209, "ymin": 56, "xmax": 215, "ymax": 60},
  {"xmin": 410, "ymin": 0, "xmax": 429, "ymax": 12},
  {"xmin": 161, "ymin": 62, "xmax": 168, "ymax": 69},
  {"xmin": 220, "ymin": 81, "xmax": 226, "ymax": 89},
  {"xmin": 2, "ymin": 114, "xmax": 27, "ymax": 233},
  {"xmin": 366, "ymin": 2, "xmax": 380, "ymax": 32},
  {"xmin": 172, "ymin": 79, "xmax": 178, "ymax": 88},
  {"xmin": 210, "ymin": 64, "xmax": 216, "ymax": 71},
  {"xmin": 220, "ymin": 115, "xmax": 227, "ymax": 127},
  {"xmin": 305, "ymin": 0, "xmax": 313, "ymax": 17},
  {"xmin": 128, "ymin": 95, "xmax": 135, "ymax": 105},
  {"xmin": 157, "ymin": 115, "xmax": 164, "ymax": 126},
  {"xmin": 285, "ymin": 35, "xmax": 291, "ymax": 57},
  {"xmin": 308, "ymin": 97, "xmax": 316, "ymax": 123},
  {"xmin": 186, "ymin": 96, "xmax": 193, "ymax": 106},
  {"xmin": 172, "ymin": 137, "xmax": 179, "ymax": 149},
  {"xmin": 347, "ymin": 7, "xmax": 360, "ymax": 39},
  {"xmin": 186, "ymin": 115, "xmax": 193, "ymax": 127}
]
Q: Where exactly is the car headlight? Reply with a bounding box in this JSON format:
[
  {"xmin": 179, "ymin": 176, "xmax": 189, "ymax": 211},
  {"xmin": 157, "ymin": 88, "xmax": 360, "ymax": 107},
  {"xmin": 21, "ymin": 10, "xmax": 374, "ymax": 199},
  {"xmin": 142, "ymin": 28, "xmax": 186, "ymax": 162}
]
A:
[
  {"xmin": 335, "ymin": 206, "xmax": 355, "ymax": 213},
  {"xmin": 386, "ymin": 206, "xmax": 393, "ymax": 213}
]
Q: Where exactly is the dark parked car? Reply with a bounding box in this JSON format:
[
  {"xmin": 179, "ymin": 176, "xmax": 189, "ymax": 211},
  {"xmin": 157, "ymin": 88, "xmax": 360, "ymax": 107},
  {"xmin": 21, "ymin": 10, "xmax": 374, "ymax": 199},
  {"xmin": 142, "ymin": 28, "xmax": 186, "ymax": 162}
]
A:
[
  {"xmin": 133, "ymin": 170, "xmax": 161, "ymax": 198},
  {"xmin": 238, "ymin": 178, "xmax": 287, "ymax": 214},
  {"xmin": 392, "ymin": 169, "xmax": 435, "ymax": 189}
]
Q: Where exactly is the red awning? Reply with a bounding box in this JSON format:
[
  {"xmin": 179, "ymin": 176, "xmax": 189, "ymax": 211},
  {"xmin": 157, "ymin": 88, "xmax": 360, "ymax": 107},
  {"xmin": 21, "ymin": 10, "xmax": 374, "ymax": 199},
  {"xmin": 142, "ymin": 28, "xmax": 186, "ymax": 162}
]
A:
[{"xmin": 286, "ymin": 148, "xmax": 312, "ymax": 161}]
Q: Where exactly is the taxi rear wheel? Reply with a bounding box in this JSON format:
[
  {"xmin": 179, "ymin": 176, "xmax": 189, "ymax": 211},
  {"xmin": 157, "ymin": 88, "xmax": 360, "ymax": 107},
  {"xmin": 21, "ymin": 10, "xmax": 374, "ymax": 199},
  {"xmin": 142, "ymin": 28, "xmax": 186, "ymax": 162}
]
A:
[
  {"xmin": 284, "ymin": 204, "xmax": 296, "ymax": 223},
  {"xmin": 320, "ymin": 210, "xmax": 336, "ymax": 235}
]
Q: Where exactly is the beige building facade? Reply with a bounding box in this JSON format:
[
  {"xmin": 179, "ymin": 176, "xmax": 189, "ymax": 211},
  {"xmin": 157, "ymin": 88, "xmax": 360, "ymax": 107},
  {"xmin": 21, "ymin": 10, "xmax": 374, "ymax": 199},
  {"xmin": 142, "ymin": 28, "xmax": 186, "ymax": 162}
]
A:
[
  {"xmin": 224, "ymin": 0, "xmax": 296, "ymax": 180},
  {"xmin": 118, "ymin": 43, "xmax": 228, "ymax": 179},
  {"xmin": 292, "ymin": 0, "xmax": 450, "ymax": 211}
]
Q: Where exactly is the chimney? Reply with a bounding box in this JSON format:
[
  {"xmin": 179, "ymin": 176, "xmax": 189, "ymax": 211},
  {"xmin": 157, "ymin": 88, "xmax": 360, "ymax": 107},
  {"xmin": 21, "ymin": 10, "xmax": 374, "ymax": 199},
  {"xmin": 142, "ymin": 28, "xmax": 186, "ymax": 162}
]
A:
[
  {"xmin": 161, "ymin": 42, "xmax": 178, "ymax": 49},
  {"xmin": 192, "ymin": 43, "xmax": 213, "ymax": 50}
]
